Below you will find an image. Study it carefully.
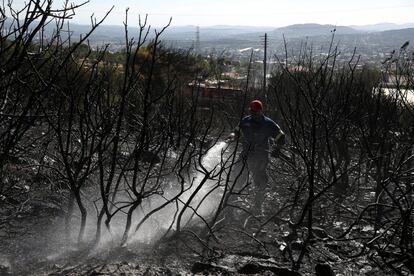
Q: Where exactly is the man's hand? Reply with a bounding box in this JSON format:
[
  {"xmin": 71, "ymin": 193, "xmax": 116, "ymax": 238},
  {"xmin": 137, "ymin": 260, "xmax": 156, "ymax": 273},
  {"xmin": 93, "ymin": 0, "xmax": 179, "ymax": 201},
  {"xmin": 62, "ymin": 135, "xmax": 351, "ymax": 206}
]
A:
[{"xmin": 225, "ymin": 133, "xmax": 237, "ymax": 143}]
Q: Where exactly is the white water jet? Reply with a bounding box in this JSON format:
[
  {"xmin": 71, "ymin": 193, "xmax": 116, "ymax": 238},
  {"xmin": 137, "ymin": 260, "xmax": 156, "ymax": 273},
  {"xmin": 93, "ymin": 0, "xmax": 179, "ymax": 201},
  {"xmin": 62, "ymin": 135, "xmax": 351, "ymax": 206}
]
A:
[{"xmin": 185, "ymin": 141, "xmax": 229, "ymax": 215}]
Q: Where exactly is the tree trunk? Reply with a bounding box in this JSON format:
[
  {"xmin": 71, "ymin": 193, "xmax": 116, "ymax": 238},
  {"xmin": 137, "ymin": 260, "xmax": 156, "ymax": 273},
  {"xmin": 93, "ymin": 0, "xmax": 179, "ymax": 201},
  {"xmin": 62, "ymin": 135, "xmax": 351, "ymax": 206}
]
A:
[
  {"xmin": 65, "ymin": 192, "xmax": 75, "ymax": 244},
  {"xmin": 121, "ymin": 199, "xmax": 141, "ymax": 247},
  {"xmin": 74, "ymin": 188, "xmax": 87, "ymax": 244}
]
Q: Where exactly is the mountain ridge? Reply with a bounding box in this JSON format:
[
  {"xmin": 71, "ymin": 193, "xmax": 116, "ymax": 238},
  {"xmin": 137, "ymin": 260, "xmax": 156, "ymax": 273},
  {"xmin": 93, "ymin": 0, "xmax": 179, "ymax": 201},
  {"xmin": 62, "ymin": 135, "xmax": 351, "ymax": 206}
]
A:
[{"xmin": 3, "ymin": 19, "xmax": 413, "ymax": 53}]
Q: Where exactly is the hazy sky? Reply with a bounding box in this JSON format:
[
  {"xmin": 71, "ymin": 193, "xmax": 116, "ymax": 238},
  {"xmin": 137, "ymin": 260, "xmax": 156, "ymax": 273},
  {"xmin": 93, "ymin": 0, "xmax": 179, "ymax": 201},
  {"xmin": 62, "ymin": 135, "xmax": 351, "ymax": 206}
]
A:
[{"xmin": 11, "ymin": 0, "xmax": 414, "ymax": 27}]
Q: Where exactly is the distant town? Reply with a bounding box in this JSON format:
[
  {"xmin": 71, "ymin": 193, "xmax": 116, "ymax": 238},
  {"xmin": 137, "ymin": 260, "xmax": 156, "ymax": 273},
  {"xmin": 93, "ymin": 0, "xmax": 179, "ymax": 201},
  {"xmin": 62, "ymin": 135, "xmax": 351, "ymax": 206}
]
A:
[{"xmin": 59, "ymin": 22, "xmax": 413, "ymax": 67}]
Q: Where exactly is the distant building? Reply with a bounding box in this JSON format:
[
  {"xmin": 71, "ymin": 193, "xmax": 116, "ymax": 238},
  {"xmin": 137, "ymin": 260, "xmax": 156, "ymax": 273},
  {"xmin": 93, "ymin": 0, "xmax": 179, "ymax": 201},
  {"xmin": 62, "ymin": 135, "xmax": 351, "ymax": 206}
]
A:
[
  {"xmin": 373, "ymin": 87, "xmax": 414, "ymax": 104},
  {"xmin": 185, "ymin": 81, "xmax": 245, "ymax": 106}
]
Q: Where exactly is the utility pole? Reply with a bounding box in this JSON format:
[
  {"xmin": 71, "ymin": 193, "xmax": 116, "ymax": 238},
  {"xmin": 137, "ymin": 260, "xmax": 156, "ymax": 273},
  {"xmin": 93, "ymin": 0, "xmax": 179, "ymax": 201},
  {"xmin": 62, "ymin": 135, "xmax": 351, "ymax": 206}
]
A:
[
  {"xmin": 261, "ymin": 33, "xmax": 268, "ymax": 101},
  {"xmin": 195, "ymin": 26, "xmax": 200, "ymax": 55}
]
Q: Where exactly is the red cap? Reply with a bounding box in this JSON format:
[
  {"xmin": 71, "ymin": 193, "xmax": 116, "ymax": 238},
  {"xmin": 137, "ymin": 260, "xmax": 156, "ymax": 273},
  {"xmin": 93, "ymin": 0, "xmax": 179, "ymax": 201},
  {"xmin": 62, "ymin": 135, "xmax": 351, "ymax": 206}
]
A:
[{"xmin": 249, "ymin": 100, "xmax": 263, "ymax": 112}]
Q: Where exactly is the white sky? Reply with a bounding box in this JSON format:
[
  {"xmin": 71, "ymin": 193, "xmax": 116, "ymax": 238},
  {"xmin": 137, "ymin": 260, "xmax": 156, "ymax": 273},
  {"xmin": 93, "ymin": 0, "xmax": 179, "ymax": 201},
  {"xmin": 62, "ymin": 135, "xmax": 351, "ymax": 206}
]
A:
[{"xmin": 9, "ymin": 0, "xmax": 414, "ymax": 27}]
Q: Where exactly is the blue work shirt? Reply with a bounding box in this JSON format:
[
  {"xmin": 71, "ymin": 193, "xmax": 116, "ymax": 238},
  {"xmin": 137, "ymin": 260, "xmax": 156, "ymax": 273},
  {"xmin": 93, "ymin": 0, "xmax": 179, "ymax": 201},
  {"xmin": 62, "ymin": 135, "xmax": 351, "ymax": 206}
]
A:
[{"xmin": 237, "ymin": 115, "xmax": 281, "ymax": 153}]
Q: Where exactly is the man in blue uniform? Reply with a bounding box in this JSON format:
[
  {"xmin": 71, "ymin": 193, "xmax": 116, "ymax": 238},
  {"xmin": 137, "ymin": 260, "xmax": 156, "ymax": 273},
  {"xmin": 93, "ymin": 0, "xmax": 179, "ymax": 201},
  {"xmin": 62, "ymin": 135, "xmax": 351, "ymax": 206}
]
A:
[{"xmin": 228, "ymin": 100, "xmax": 285, "ymax": 213}]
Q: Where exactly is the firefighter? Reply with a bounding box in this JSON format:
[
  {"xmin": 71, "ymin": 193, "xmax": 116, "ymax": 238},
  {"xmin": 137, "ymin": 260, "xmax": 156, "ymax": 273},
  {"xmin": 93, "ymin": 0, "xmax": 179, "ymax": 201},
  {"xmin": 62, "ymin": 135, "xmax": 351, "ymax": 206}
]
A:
[{"xmin": 227, "ymin": 100, "xmax": 285, "ymax": 214}]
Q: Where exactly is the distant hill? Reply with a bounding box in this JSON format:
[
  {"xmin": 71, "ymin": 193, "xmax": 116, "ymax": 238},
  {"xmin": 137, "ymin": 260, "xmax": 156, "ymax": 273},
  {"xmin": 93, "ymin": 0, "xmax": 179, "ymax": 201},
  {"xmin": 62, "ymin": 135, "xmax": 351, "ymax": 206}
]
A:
[
  {"xmin": 163, "ymin": 25, "xmax": 275, "ymax": 41},
  {"xmin": 3, "ymin": 19, "xmax": 413, "ymax": 55},
  {"xmin": 271, "ymin": 23, "xmax": 361, "ymax": 38},
  {"xmin": 357, "ymin": 28, "xmax": 414, "ymax": 47},
  {"xmin": 51, "ymin": 24, "xmax": 274, "ymax": 46},
  {"xmin": 350, "ymin": 22, "xmax": 414, "ymax": 32}
]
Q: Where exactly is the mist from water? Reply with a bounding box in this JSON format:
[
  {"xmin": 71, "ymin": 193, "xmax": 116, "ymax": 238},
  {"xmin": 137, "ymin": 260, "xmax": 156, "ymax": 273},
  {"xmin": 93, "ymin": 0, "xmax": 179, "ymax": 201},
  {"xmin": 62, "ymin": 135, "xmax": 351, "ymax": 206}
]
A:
[{"xmin": 128, "ymin": 141, "xmax": 230, "ymax": 244}]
